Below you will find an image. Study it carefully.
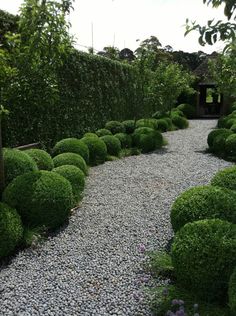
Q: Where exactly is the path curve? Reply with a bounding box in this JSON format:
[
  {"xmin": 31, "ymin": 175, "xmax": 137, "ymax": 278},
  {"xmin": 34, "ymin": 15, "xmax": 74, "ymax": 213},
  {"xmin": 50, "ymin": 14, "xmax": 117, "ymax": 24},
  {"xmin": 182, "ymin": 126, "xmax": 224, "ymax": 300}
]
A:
[{"xmin": 0, "ymin": 120, "xmax": 233, "ymax": 316}]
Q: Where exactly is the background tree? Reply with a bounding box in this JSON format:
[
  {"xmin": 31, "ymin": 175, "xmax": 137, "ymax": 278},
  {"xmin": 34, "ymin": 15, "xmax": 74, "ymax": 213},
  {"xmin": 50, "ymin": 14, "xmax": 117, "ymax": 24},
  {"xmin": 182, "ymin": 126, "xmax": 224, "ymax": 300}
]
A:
[
  {"xmin": 0, "ymin": 10, "xmax": 19, "ymax": 49},
  {"xmin": 97, "ymin": 46, "xmax": 120, "ymax": 60},
  {"xmin": 119, "ymin": 48, "xmax": 135, "ymax": 63}
]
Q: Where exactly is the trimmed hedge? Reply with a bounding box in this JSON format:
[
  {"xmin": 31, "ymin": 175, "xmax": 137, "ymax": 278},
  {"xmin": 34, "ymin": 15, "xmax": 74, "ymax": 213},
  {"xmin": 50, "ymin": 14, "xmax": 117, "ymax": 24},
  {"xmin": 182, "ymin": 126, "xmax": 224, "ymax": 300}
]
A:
[
  {"xmin": 114, "ymin": 133, "xmax": 132, "ymax": 148},
  {"xmin": 0, "ymin": 203, "xmax": 23, "ymax": 258},
  {"xmin": 171, "ymin": 219, "xmax": 236, "ymax": 302},
  {"xmin": 225, "ymin": 134, "xmax": 236, "ymax": 158},
  {"xmin": 52, "ymin": 138, "xmax": 89, "ymax": 163},
  {"xmin": 207, "ymin": 128, "xmax": 233, "ymax": 149},
  {"xmin": 122, "ymin": 120, "xmax": 136, "ymax": 134},
  {"xmin": 156, "ymin": 119, "xmax": 169, "ymax": 132},
  {"xmin": 3, "ymin": 148, "xmax": 38, "ymax": 185},
  {"xmin": 83, "ymin": 132, "xmax": 99, "ymax": 138},
  {"xmin": 3, "ymin": 171, "xmax": 74, "ymax": 230},
  {"xmin": 171, "ymin": 185, "xmax": 236, "ymax": 232},
  {"xmin": 136, "ymin": 118, "xmax": 158, "ymax": 130},
  {"xmin": 172, "ymin": 115, "xmax": 189, "ymax": 129},
  {"xmin": 212, "ymin": 132, "xmax": 232, "ymax": 155},
  {"xmin": 132, "ymin": 127, "xmax": 163, "ymax": 153},
  {"xmin": 105, "ymin": 121, "xmax": 125, "ymax": 134},
  {"xmin": 229, "ymin": 267, "xmax": 236, "ymax": 315},
  {"xmin": 25, "ymin": 149, "xmax": 54, "ymax": 171},
  {"xmin": 100, "ymin": 135, "xmax": 121, "ymax": 156},
  {"xmin": 52, "ymin": 153, "xmax": 88, "ymax": 176},
  {"xmin": 52, "ymin": 165, "xmax": 85, "ymax": 202},
  {"xmin": 211, "ymin": 166, "xmax": 236, "ymax": 191},
  {"xmin": 95, "ymin": 129, "xmax": 112, "ymax": 137},
  {"xmin": 81, "ymin": 137, "xmax": 107, "ymax": 166},
  {"xmin": 3, "ymin": 50, "xmax": 146, "ymax": 148},
  {"xmin": 176, "ymin": 103, "xmax": 196, "ymax": 119}
]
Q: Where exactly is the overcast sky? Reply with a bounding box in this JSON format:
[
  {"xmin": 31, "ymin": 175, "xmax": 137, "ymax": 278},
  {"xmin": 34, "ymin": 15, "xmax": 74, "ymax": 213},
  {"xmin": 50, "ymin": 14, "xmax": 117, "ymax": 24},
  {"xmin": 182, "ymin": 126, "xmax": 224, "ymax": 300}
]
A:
[{"xmin": 1, "ymin": 0, "xmax": 227, "ymax": 54}]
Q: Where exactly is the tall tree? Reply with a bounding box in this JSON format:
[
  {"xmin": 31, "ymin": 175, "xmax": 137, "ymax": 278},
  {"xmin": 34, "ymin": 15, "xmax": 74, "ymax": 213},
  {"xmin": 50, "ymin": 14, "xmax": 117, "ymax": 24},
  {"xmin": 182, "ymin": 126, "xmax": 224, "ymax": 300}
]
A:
[{"xmin": 0, "ymin": 10, "xmax": 19, "ymax": 49}]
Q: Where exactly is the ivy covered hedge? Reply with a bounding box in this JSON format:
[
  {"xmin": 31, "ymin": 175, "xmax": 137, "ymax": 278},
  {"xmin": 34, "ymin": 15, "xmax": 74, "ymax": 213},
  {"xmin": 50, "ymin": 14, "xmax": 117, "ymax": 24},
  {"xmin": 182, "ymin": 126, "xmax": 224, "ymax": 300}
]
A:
[{"xmin": 3, "ymin": 51, "xmax": 148, "ymax": 148}]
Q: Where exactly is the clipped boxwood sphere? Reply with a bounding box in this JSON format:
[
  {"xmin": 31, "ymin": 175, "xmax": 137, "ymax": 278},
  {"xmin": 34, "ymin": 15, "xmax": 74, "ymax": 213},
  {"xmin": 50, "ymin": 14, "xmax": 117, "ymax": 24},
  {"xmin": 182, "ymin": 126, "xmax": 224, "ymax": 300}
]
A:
[
  {"xmin": 171, "ymin": 219, "xmax": 236, "ymax": 302},
  {"xmin": 4, "ymin": 148, "xmax": 38, "ymax": 185},
  {"xmin": 211, "ymin": 166, "xmax": 236, "ymax": 191},
  {"xmin": 83, "ymin": 132, "xmax": 99, "ymax": 138},
  {"xmin": 211, "ymin": 132, "xmax": 232, "ymax": 155},
  {"xmin": 95, "ymin": 129, "xmax": 112, "ymax": 137},
  {"xmin": 52, "ymin": 153, "xmax": 88, "ymax": 176},
  {"xmin": 171, "ymin": 109, "xmax": 185, "ymax": 117},
  {"xmin": 3, "ymin": 171, "xmax": 74, "ymax": 230},
  {"xmin": 132, "ymin": 127, "xmax": 163, "ymax": 150},
  {"xmin": 122, "ymin": 120, "xmax": 136, "ymax": 134},
  {"xmin": 100, "ymin": 135, "xmax": 121, "ymax": 156},
  {"xmin": 229, "ymin": 267, "xmax": 236, "ymax": 314},
  {"xmin": 226, "ymin": 118, "xmax": 236, "ymax": 129},
  {"xmin": 136, "ymin": 118, "xmax": 158, "ymax": 130},
  {"xmin": 137, "ymin": 133, "xmax": 156, "ymax": 153},
  {"xmin": 207, "ymin": 128, "xmax": 233, "ymax": 149},
  {"xmin": 105, "ymin": 121, "xmax": 125, "ymax": 134},
  {"xmin": 114, "ymin": 133, "xmax": 132, "ymax": 148},
  {"xmin": 52, "ymin": 165, "xmax": 85, "ymax": 202},
  {"xmin": 172, "ymin": 115, "xmax": 189, "ymax": 129},
  {"xmin": 0, "ymin": 203, "xmax": 23, "ymax": 258},
  {"xmin": 81, "ymin": 137, "xmax": 107, "ymax": 166},
  {"xmin": 230, "ymin": 124, "xmax": 236, "ymax": 132},
  {"xmin": 156, "ymin": 119, "xmax": 169, "ymax": 132},
  {"xmin": 163, "ymin": 117, "xmax": 172, "ymax": 130},
  {"xmin": 25, "ymin": 149, "xmax": 54, "ymax": 171},
  {"xmin": 177, "ymin": 103, "xmax": 196, "ymax": 119},
  {"xmin": 171, "ymin": 185, "xmax": 236, "ymax": 232},
  {"xmin": 218, "ymin": 116, "xmax": 229, "ymax": 128},
  {"xmin": 225, "ymin": 134, "xmax": 236, "ymax": 158},
  {"xmin": 52, "ymin": 138, "xmax": 89, "ymax": 163}
]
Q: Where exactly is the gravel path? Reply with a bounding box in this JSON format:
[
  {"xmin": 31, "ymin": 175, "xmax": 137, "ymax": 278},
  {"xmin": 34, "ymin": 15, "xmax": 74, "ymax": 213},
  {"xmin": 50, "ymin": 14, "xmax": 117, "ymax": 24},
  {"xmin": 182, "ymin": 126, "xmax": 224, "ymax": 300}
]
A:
[{"xmin": 0, "ymin": 120, "xmax": 234, "ymax": 316}]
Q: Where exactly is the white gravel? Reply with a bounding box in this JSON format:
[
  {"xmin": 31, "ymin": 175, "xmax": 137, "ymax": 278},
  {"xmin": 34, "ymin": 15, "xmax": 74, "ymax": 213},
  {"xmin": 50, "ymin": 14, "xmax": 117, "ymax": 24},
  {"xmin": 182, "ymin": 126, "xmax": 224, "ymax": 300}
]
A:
[{"xmin": 0, "ymin": 120, "xmax": 233, "ymax": 316}]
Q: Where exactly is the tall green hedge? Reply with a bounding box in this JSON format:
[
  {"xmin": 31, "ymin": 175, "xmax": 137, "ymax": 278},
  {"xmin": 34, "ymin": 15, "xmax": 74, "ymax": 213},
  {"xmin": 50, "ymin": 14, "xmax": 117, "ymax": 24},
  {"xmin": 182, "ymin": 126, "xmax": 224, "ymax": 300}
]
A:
[{"xmin": 3, "ymin": 50, "xmax": 149, "ymax": 148}]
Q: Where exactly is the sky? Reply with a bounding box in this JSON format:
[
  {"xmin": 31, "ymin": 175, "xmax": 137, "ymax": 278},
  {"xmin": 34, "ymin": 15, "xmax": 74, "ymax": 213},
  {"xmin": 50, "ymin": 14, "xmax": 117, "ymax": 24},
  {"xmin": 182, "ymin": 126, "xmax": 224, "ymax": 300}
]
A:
[{"xmin": 0, "ymin": 0, "xmax": 228, "ymax": 54}]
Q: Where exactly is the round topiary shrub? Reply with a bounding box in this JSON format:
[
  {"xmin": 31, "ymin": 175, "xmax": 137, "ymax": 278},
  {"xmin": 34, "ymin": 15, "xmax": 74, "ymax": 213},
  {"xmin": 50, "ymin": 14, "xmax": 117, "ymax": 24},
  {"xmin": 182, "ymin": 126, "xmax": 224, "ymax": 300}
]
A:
[
  {"xmin": 52, "ymin": 165, "xmax": 85, "ymax": 202},
  {"xmin": 171, "ymin": 219, "xmax": 236, "ymax": 302},
  {"xmin": 83, "ymin": 132, "xmax": 99, "ymax": 138},
  {"xmin": 122, "ymin": 120, "xmax": 136, "ymax": 134},
  {"xmin": 0, "ymin": 203, "xmax": 23, "ymax": 258},
  {"xmin": 25, "ymin": 149, "xmax": 54, "ymax": 171},
  {"xmin": 226, "ymin": 118, "xmax": 236, "ymax": 129},
  {"xmin": 52, "ymin": 153, "xmax": 88, "ymax": 176},
  {"xmin": 177, "ymin": 103, "xmax": 196, "ymax": 119},
  {"xmin": 225, "ymin": 134, "xmax": 236, "ymax": 159},
  {"xmin": 171, "ymin": 185, "xmax": 236, "ymax": 232},
  {"xmin": 230, "ymin": 124, "xmax": 236, "ymax": 132},
  {"xmin": 100, "ymin": 135, "xmax": 121, "ymax": 156},
  {"xmin": 207, "ymin": 128, "xmax": 233, "ymax": 149},
  {"xmin": 114, "ymin": 133, "xmax": 132, "ymax": 148},
  {"xmin": 52, "ymin": 138, "xmax": 89, "ymax": 163},
  {"xmin": 211, "ymin": 131, "xmax": 233, "ymax": 155},
  {"xmin": 3, "ymin": 171, "xmax": 74, "ymax": 230},
  {"xmin": 229, "ymin": 267, "xmax": 236, "ymax": 315},
  {"xmin": 156, "ymin": 119, "xmax": 169, "ymax": 132},
  {"xmin": 217, "ymin": 116, "xmax": 229, "ymax": 128},
  {"xmin": 95, "ymin": 129, "xmax": 112, "ymax": 137},
  {"xmin": 171, "ymin": 115, "xmax": 189, "ymax": 129},
  {"xmin": 136, "ymin": 118, "xmax": 158, "ymax": 130},
  {"xmin": 105, "ymin": 121, "xmax": 125, "ymax": 134},
  {"xmin": 132, "ymin": 127, "xmax": 163, "ymax": 152},
  {"xmin": 163, "ymin": 117, "xmax": 172, "ymax": 130},
  {"xmin": 170, "ymin": 109, "xmax": 185, "ymax": 117},
  {"xmin": 211, "ymin": 166, "xmax": 236, "ymax": 191},
  {"xmin": 3, "ymin": 148, "xmax": 38, "ymax": 185},
  {"xmin": 81, "ymin": 137, "xmax": 107, "ymax": 166}
]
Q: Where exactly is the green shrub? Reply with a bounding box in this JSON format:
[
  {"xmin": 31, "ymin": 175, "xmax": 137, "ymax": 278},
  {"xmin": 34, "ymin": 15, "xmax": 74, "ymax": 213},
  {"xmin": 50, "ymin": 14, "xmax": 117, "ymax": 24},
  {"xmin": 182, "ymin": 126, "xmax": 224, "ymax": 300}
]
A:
[
  {"xmin": 100, "ymin": 135, "xmax": 121, "ymax": 156},
  {"xmin": 95, "ymin": 129, "xmax": 112, "ymax": 137},
  {"xmin": 156, "ymin": 119, "xmax": 169, "ymax": 132},
  {"xmin": 105, "ymin": 121, "xmax": 125, "ymax": 134},
  {"xmin": 52, "ymin": 165, "xmax": 85, "ymax": 202},
  {"xmin": 229, "ymin": 267, "xmax": 236, "ymax": 315},
  {"xmin": 172, "ymin": 115, "xmax": 189, "ymax": 129},
  {"xmin": 122, "ymin": 120, "xmax": 136, "ymax": 134},
  {"xmin": 3, "ymin": 171, "xmax": 74, "ymax": 230},
  {"xmin": 163, "ymin": 117, "xmax": 173, "ymax": 130},
  {"xmin": 52, "ymin": 138, "xmax": 89, "ymax": 163},
  {"xmin": 218, "ymin": 116, "xmax": 229, "ymax": 128},
  {"xmin": 226, "ymin": 118, "xmax": 236, "ymax": 129},
  {"xmin": 114, "ymin": 133, "xmax": 132, "ymax": 148},
  {"xmin": 230, "ymin": 124, "xmax": 236, "ymax": 132},
  {"xmin": 136, "ymin": 118, "xmax": 158, "ymax": 130},
  {"xmin": 211, "ymin": 166, "xmax": 236, "ymax": 191},
  {"xmin": 3, "ymin": 148, "xmax": 38, "ymax": 185},
  {"xmin": 171, "ymin": 219, "xmax": 236, "ymax": 302},
  {"xmin": 152, "ymin": 111, "xmax": 167, "ymax": 119},
  {"xmin": 207, "ymin": 128, "xmax": 233, "ymax": 149},
  {"xmin": 25, "ymin": 149, "xmax": 54, "ymax": 171},
  {"xmin": 212, "ymin": 131, "xmax": 233, "ymax": 155},
  {"xmin": 52, "ymin": 153, "xmax": 88, "ymax": 175},
  {"xmin": 177, "ymin": 103, "xmax": 196, "ymax": 119},
  {"xmin": 132, "ymin": 127, "xmax": 163, "ymax": 151},
  {"xmin": 171, "ymin": 185, "xmax": 236, "ymax": 232},
  {"xmin": 81, "ymin": 137, "xmax": 107, "ymax": 166},
  {"xmin": 225, "ymin": 134, "xmax": 236, "ymax": 158},
  {"xmin": 0, "ymin": 203, "xmax": 23, "ymax": 258},
  {"xmin": 83, "ymin": 132, "xmax": 99, "ymax": 138},
  {"xmin": 170, "ymin": 109, "xmax": 185, "ymax": 117}
]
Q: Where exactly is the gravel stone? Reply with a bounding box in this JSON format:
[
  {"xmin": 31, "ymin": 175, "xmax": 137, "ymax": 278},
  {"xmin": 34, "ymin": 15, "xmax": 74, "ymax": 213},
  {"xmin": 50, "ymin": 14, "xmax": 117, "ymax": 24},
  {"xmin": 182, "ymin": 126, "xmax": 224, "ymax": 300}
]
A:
[{"xmin": 0, "ymin": 120, "xmax": 233, "ymax": 315}]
